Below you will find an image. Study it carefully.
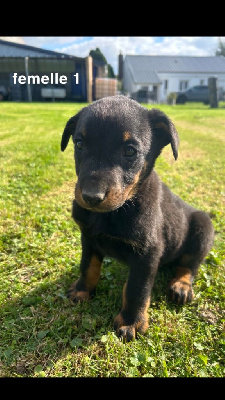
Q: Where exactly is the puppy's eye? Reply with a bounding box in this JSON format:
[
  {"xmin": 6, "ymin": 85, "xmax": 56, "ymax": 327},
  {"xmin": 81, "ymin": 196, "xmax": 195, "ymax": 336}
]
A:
[
  {"xmin": 76, "ymin": 140, "xmax": 84, "ymax": 151},
  {"xmin": 124, "ymin": 146, "xmax": 137, "ymax": 158}
]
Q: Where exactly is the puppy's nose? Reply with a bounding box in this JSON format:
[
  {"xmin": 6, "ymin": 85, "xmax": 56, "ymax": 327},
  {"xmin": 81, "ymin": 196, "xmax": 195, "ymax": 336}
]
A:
[{"xmin": 82, "ymin": 190, "xmax": 105, "ymax": 206}]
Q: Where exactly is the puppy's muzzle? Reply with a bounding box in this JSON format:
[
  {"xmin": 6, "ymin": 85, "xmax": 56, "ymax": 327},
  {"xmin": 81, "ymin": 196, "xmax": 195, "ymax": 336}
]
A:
[{"xmin": 82, "ymin": 189, "xmax": 106, "ymax": 207}]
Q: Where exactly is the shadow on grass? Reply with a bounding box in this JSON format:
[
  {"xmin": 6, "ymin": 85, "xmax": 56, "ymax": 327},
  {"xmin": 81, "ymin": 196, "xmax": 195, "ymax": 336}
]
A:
[
  {"xmin": 0, "ymin": 258, "xmax": 126, "ymax": 376},
  {"xmin": 0, "ymin": 258, "xmax": 188, "ymax": 376}
]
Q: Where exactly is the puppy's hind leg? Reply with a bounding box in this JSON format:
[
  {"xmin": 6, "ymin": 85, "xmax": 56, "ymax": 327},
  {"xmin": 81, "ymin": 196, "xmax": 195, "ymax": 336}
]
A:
[{"xmin": 168, "ymin": 211, "xmax": 214, "ymax": 305}]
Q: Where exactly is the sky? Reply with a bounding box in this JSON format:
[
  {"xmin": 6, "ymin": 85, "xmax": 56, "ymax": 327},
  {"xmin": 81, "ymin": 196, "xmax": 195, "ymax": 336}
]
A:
[{"xmin": 1, "ymin": 36, "xmax": 224, "ymax": 75}]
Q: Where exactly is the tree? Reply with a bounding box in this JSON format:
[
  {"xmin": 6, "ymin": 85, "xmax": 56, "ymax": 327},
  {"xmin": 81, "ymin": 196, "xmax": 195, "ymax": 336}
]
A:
[
  {"xmin": 89, "ymin": 48, "xmax": 107, "ymax": 64},
  {"xmin": 89, "ymin": 48, "xmax": 115, "ymax": 78},
  {"xmin": 107, "ymin": 64, "xmax": 115, "ymax": 78},
  {"xmin": 215, "ymin": 38, "xmax": 225, "ymax": 56}
]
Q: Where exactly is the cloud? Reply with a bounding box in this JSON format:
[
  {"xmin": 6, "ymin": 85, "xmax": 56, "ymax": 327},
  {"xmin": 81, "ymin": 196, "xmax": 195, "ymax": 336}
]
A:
[
  {"xmin": 161, "ymin": 37, "xmax": 218, "ymax": 56},
  {"xmin": 23, "ymin": 36, "xmax": 86, "ymax": 47},
  {"xmin": 0, "ymin": 36, "xmax": 25, "ymax": 44}
]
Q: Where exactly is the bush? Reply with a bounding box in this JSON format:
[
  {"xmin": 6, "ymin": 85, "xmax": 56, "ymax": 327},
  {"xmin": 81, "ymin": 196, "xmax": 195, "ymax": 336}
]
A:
[{"xmin": 167, "ymin": 92, "xmax": 177, "ymax": 105}]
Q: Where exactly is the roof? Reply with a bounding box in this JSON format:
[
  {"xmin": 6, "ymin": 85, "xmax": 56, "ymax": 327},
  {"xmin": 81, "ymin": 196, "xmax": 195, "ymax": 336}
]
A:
[
  {"xmin": 0, "ymin": 39, "xmax": 82, "ymax": 60},
  {"xmin": 125, "ymin": 55, "xmax": 225, "ymax": 84}
]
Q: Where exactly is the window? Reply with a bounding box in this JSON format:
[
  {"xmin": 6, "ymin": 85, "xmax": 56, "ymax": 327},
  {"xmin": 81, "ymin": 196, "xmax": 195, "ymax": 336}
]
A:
[
  {"xmin": 164, "ymin": 80, "xmax": 168, "ymax": 91},
  {"xmin": 179, "ymin": 81, "xmax": 188, "ymax": 91},
  {"xmin": 200, "ymin": 79, "xmax": 205, "ymax": 85}
]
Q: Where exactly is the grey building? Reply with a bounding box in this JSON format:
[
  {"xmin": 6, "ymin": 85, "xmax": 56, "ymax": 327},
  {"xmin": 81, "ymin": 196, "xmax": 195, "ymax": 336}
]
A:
[{"xmin": 0, "ymin": 39, "xmax": 88, "ymax": 101}]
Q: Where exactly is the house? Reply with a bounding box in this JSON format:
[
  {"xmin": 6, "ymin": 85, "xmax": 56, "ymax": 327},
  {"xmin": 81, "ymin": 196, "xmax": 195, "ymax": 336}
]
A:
[{"xmin": 122, "ymin": 55, "xmax": 225, "ymax": 103}]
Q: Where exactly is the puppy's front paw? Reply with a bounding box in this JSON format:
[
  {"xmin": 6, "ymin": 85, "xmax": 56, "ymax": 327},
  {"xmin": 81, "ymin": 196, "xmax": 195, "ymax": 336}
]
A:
[
  {"xmin": 67, "ymin": 280, "xmax": 90, "ymax": 302},
  {"xmin": 113, "ymin": 312, "xmax": 149, "ymax": 342},
  {"xmin": 168, "ymin": 279, "xmax": 194, "ymax": 305}
]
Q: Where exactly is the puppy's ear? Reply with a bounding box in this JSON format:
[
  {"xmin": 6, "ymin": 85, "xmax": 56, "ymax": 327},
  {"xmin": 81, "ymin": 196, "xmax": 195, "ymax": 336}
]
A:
[
  {"xmin": 148, "ymin": 108, "xmax": 179, "ymax": 160},
  {"xmin": 61, "ymin": 109, "xmax": 85, "ymax": 152}
]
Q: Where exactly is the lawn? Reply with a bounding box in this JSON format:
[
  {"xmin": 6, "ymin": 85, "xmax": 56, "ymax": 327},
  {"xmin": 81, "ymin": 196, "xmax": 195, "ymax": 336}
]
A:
[{"xmin": 0, "ymin": 101, "xmax": 224, "ymax": 377}]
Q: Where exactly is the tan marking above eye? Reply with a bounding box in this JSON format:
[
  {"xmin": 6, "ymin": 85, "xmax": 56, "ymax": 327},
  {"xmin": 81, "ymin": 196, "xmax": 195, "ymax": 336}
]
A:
[{"xmin": 123, "ymin": 131, "xmax": 131, "ymax": 141}]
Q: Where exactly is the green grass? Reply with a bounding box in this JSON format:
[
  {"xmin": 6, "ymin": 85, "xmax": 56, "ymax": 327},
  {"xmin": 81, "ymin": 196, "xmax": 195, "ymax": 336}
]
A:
[{"xmin": 0, "ymin": 101, "xmax": 224, "ymax": 377}]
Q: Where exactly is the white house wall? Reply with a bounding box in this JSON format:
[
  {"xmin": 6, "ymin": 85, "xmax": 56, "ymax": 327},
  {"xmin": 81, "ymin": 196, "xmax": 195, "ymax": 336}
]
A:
[{"xmin": 158, "ymin": 72, "xmax": 225, "ymax": 103}]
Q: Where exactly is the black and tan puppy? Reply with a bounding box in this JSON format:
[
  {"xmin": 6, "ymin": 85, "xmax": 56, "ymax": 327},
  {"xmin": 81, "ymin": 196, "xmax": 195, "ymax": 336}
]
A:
[{"xmin": 61, "ymin": 95, "xmax": 214, "ymax": 341}]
